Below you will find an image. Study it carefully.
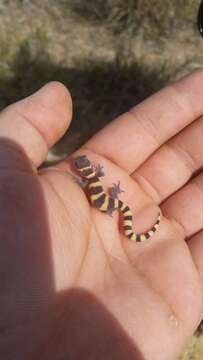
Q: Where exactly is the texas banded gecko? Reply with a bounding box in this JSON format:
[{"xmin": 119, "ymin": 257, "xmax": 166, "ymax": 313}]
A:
[{"xmin": 74, "ymin": 155, "xmax": 161, "ymax": 242}]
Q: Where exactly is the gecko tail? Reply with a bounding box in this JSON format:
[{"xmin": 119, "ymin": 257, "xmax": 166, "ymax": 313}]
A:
[
  {"xmin": 129, "ymin": 212, "xmax": 161, "ymax": 242},
  {"xmin": 118, "ymin": 200, "xmax": 161, "ymax": 242}
]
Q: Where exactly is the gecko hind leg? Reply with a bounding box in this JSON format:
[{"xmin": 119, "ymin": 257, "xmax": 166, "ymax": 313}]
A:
[
  {"xmin": 107, "ymin": 181, "xmax": 124, "ymax": 217},
  {"xmin": 110, "ymin": 181, "xmax": 124, "ymax": 199}
]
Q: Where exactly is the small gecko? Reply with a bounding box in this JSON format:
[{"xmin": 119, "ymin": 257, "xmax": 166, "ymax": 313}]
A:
[{"xmin": 74, "ymin": 155, "xmax": 161, "ymax": 242}]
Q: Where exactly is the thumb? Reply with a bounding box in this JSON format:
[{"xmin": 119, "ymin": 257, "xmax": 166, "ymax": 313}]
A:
[{"xmin": 0, "ymin": 82, "xmax": 72, "ymax": 169}]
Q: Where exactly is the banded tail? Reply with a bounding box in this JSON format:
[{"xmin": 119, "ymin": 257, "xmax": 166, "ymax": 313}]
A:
[{"xmin": 118, "ymin": 200, "xmax": 161, "ymax": 242}]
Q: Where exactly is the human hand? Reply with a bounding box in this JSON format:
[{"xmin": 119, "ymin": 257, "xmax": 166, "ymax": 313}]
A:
[{"xmin": 1, "ymin": 72, "xmax": 203, "ymax": 360}]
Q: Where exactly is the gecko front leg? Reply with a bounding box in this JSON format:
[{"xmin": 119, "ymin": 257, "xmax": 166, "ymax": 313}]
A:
[{"xmin": 92, "ymin": 163, "xmax": 105, "ymax": 177}]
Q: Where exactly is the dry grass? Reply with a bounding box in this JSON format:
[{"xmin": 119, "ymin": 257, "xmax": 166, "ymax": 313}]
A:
[{"xmin": 0, "ymin": 0, "xmax": 202, "ymax": 158}]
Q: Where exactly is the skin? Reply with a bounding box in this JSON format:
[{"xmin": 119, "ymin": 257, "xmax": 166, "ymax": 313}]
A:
[{"xmin": 1, "ymin": 71, "xmax": 203, "ymax": 359}]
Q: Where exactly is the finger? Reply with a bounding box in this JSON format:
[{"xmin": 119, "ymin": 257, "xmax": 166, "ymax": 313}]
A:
[
  {"xmin": 85, "ymin": 69, "xmax": 203, "ymax": 173},
  {"xmin": 132, "ymin": 115, "xmax": 203, "ymax": 203},
  {"xmin": 0, "ymin": 82, "xmax": 72, "ymax": 167},
  {"xmin": 161, "ymin": 172, "xmax": 203, "ymax": 238},
  {"xmin": 188, "ymin": 231, "xmax": 203, "ymax": 316},
  {"xmin": 188, "ymin": 233, "xmax": 203, "ymax": 283}
]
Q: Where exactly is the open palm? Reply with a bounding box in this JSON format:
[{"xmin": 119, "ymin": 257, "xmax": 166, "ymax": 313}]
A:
[{"xmin": 1, "ymin": 72, "xmax": 203, "ymax": 360}]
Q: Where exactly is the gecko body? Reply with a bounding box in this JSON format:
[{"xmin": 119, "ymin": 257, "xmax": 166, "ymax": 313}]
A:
[{"xmin": 74, "ymin": 155, "xmax": 160, "ymax": 242}]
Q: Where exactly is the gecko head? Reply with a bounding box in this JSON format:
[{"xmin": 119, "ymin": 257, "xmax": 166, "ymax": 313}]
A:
[{"xmin": 74, "ymin": 155, "xmax": 91, "ymax": 170}]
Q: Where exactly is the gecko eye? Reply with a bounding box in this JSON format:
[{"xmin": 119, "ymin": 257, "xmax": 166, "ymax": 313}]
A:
[{"xmin": 74, "ymin": 155, "xmax": 90, "ymax": 169}]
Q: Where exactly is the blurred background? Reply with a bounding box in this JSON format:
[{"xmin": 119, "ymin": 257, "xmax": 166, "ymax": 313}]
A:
[{"xmin": 0, "ymin": 1, "xmax": 203, "ymax": 357}]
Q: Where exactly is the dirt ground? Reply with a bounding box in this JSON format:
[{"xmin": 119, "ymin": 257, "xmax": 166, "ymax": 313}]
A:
[{"xmin": 0, "ymin": 1, "xmax": 203, "ymax": 358}]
